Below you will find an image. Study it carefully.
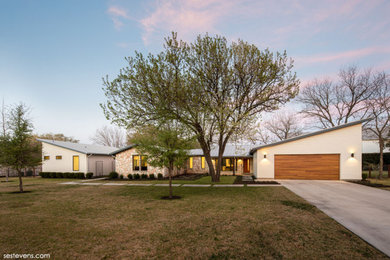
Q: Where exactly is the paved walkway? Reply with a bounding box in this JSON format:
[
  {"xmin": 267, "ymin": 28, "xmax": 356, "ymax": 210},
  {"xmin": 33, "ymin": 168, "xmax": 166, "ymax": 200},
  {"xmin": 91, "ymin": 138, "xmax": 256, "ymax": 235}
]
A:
[
  {"xmin": 280, "ymin": 180, "xmax": 390, "ymax": 257},
  {"xmin": 59, "ymin": 182, "xmax": 280, "ymax": 187}
]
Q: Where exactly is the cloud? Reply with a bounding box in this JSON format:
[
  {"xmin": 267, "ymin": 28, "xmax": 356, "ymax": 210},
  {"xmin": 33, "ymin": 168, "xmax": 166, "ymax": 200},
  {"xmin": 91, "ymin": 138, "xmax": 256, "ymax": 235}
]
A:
[
  {"xmin": 139, "ymin": 0, "xmax": 246, "ymax": 44},
  {"xmin": 107, "ymin": 6, "xmax": 129, "ymax": 30},
  {"xmin": 295, "ymin": 46, "xmax": 390, "ymax": 67}
]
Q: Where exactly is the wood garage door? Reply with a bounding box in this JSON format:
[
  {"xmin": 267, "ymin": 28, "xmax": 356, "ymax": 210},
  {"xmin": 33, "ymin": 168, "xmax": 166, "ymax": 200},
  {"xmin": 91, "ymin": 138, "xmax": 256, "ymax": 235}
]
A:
[{"xmin": 275, "ymin": 154, "xmax": 340, "ymax": 180}]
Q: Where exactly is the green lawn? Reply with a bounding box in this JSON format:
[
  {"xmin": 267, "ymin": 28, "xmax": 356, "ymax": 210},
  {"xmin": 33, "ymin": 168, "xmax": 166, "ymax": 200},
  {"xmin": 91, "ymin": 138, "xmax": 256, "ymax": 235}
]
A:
[
  {"xmin": 0, "ymin": 177, "xmax": 387, "ymax": 259},
  {"xmin": 95, "ymin": 175, "xmax": 237, "ymax": 184}
]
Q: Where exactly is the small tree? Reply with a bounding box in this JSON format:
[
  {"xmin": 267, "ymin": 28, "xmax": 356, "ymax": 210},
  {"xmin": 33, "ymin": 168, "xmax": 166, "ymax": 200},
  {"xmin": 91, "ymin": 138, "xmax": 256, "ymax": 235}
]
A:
[
  {"xmin": 0, "ymin": 104, "xmax": 41, "ymax": 192},
  {"xmin": 130, "ymin": 124, "xmax": 194, "ymax": 199}
]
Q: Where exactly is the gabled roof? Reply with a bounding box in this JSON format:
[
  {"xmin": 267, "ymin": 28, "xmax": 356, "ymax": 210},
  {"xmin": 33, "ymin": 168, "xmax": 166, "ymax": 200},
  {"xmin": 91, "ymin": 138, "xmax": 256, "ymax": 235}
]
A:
[
  {"xmin": 37, "ymin": 139, "xmax": 117, "ymax": 155},
  {"xmin": 249, "ymin": 119, "xmax": 368, "ymax": 154},
  {"xmin": 189, "ymin": 144, "xmax": 256, "ymax": 158},
  {"xmin": 109, "ymin": 144, "xmax": 137, "ymax": 155}
]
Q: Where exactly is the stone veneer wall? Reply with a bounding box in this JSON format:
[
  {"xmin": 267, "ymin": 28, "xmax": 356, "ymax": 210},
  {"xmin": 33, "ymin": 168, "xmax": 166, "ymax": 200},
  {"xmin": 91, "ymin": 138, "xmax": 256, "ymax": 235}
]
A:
[
  {"xmin": 115, "ymin": 147, "xmax": 184, "ymax": 178},
  {"xmin": 186, "ymin": 156, "xmax": 252, "ymax": 175}
]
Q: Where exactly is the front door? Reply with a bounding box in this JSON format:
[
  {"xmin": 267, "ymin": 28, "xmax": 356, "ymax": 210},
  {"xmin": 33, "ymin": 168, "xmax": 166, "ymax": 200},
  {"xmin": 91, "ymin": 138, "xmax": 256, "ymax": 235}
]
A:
[
  {"xmin": 96, "ymin": 161, "xmax": 103, "ymax": 176},
  {"xmin": 243, "ymin": 159, "xmax": 250, "ymax": 173}
]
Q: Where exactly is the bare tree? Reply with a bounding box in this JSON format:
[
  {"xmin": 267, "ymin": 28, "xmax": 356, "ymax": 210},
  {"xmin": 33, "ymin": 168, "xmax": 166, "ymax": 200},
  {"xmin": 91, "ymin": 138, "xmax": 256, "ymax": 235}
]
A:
[
  {"xmin": 36, "ymin": 133, "xmax": 79, "ymax": 143},
  {"xmin": 365, "ymin": 72, "xmax": 390, "ymax": 179},
  {"xmin": 264, "ymin": 112, "xmax": 303, "ymax": 141},
  {"xmin": 91, "ymin": 125, "xmax": 127, "ymax": 148},
  {"xmin": 298, "ymin": 66, "xmax": 377, "ymax": 128}
]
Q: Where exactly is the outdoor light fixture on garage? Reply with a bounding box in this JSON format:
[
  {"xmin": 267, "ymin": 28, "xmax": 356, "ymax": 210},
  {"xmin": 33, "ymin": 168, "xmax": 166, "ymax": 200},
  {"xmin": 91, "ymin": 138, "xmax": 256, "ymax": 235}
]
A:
[
  {"xmin": 351, "ymin": 153, "xmax": 354, "ymax": 158},
  {"xmin": 264, "ymin": 154, "xmax": 267, "ymax": 158}
]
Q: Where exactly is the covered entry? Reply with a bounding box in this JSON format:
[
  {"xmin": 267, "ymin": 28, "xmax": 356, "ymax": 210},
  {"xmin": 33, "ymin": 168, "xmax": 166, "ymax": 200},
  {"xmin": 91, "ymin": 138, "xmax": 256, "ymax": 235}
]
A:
[{"xmin": 274, "ymin": 154, "xmax": 340, "ymax": 180}]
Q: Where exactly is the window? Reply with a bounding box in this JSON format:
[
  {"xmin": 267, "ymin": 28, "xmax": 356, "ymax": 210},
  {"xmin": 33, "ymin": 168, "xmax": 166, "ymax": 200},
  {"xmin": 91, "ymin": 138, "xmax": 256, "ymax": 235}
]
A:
[
  {"xmin": 201, "ymin": 157, "xmax": 205, "ymax": 169},
  {"xmin": 141, "ymin": 156, "xmax": 148, "ymax": 171},
  {"xmin": 189, "ymin": 157, "xmax": 193, "ymax": 168},
  {"xmin": 133, "ymin": 155, "xmax": 140, "ymax": 171},
  {"xmin": 56, "ymin": 155, "xmax": 62, "ymax": 160},
  {"xmin": 222, "ymin": 158, "xmax": 233, "ymax": 171},
  {"xmin": 73, "ymin": 156, "xmax": 79, "ymax": 171},
  {"xmin": 43, "ymin": 156, "xmax": 50, "ymax": 160}
]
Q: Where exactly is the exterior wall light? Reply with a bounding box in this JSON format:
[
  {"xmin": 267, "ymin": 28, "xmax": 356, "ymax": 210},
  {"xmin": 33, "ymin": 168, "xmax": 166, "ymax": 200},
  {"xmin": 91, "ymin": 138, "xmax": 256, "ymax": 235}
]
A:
[
  {"xmin": 351, "ymin": 153, "xmax": 354, "ymax": 158},
  {"xmin": 264, "ymin": 154, "xmax": 267, "ymax": 158}
]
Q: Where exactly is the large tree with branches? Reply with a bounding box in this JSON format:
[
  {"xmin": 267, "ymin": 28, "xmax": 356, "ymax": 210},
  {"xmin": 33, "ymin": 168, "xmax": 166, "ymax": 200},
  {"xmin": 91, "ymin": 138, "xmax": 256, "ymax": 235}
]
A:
[
  {"xmin": 298, "ymin": 66, "xmax": 379, "ymax": 128},
  {"xmin": 101, "ymin": 33, "xmax": 299, "ymax": 182}
]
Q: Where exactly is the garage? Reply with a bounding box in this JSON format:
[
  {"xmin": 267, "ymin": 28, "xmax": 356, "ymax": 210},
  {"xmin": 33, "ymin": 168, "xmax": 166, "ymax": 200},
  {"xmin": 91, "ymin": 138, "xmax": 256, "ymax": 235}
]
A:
[
  {"xmin": 274, "ymin": 154, "xmax": 340, "ymax": 180},
  {"xmin": 251, "ymin": 120, "xmax": 365, "ymax": 180}
]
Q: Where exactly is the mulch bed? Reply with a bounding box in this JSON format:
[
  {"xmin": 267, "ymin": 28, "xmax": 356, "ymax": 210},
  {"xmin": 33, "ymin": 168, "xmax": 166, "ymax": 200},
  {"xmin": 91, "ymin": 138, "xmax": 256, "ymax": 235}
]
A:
[
  {"xmin": 171, "ymin": 174, "xmax": 206, "ymax": 180},
  {"xmin": 348, "ymin": 180, "xmax": 390, "ymax": 188},
  {"xmin": 234, "ymin": 176, "xmax": 280, "ymax": 185},
  {"xmin": 160, "ymin": 196, "xmax": 182, "ymax": 200}
]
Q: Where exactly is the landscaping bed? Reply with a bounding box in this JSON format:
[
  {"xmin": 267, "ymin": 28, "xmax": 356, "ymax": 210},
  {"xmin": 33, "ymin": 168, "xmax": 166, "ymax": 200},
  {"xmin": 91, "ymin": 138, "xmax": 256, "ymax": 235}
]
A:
[
  {"xmin": 349, "ymin": 179, "xmax": 390, "ymax": 189},
  {"xmin": 234, "ymin": 176, "xmax": 280, "ymax": 185}
]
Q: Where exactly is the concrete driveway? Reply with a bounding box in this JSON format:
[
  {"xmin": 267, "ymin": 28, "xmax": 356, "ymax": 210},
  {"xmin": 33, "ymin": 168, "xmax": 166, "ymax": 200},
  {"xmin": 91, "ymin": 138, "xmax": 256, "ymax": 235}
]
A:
[{"xmin": 280, "ymin": 180, "xmax": 390, "ymax": 257}]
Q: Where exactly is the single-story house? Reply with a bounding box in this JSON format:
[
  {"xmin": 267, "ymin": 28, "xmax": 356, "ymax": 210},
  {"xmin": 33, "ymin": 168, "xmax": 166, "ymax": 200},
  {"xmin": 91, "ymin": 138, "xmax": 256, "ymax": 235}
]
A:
[
  {"xmin": 110, "ymin": 145, "xmax": 185, "ymax": 177},
  {"xmin": 38, "ymin": 139, "xmax": 117, "ymax": 176},
  {"xmin": 111, "ymin": 120, "xmax": 364, "ymax": 180}
]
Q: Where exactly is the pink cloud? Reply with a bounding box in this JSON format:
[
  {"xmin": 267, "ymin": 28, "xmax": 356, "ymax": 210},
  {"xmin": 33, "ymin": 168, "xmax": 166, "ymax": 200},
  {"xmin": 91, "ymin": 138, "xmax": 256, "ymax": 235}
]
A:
[
  {"xmin": 107, "ymin": 6, "xmax": 130, "ymax": 30},
  {"xmin": 139, "ymin": 0, "xmax": 247, "ymax": 44},
  {"xmin": 295, "ymin": 46, "xmax": 390, "ymax": 67}
]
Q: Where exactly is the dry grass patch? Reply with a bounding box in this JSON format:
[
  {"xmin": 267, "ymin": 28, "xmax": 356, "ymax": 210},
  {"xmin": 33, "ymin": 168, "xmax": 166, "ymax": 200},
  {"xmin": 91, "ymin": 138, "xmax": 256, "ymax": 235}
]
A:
[{"xmin": 0, "ymin": 177, "xmax": 387, "ymax": 259}]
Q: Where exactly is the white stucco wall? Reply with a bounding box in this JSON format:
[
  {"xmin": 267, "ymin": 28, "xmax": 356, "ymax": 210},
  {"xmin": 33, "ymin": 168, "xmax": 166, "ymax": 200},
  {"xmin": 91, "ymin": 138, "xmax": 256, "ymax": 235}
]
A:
[
  {"xmin": 255, "ymin": 124, "xmax": 362, "ymax": 180},
  {"xmin": 41, "ymin": 143, "xmax": 88, "ymax": 173}
]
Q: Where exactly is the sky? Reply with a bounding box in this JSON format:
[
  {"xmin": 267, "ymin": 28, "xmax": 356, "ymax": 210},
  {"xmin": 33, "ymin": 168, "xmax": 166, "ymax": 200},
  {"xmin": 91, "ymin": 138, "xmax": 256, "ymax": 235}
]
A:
[{"xmin": 0, "ymin": 0, "xmax": 389, "ymax": 143}]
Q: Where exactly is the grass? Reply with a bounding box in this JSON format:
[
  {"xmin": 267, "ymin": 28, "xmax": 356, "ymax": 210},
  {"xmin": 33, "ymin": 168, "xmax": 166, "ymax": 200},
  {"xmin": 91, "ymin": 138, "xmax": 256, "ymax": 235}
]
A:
[
  {"xmin": 362, "ymin": 171, "xmax": 390, "ymax": 190},
  {"xmin": 0, "ymin": 177, "xmax": 387, "ymax": 259},
  {"xmin": 97, "ymin": 175, "xmax": 237, "ymax": 185}
]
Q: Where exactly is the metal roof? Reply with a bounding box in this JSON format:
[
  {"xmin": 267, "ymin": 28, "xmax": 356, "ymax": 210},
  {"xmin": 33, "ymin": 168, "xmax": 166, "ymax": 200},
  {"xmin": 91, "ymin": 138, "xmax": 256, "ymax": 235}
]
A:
[
  {"xmin": 188, "ymin": 144, "xmax": 256, "ymax": 158},
  {"xmin": 249, "ymin": 119, "xmax": 369, "ymax": 154},
  {"xmin": 37, "ymin": 139, "xmax": 117, "ymax": 155},
  {"xmin": 110, "ymin": 144, "xmax": 137, "ymax": 155}
]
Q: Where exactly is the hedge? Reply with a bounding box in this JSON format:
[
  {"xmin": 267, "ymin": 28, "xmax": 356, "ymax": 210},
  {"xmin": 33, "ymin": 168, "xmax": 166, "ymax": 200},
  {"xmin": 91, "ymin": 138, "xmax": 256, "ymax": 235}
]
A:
[{"xmin": 39, "ymin": 172, "xmax": 85, "ymax": 179}]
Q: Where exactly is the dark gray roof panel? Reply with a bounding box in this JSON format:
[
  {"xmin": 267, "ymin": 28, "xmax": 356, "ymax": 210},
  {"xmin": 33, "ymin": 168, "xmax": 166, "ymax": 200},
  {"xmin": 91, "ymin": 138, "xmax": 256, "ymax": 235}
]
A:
[
  {"xmin": 37, "ymin": 139, "xmax": 117, "ymax": 155},
  {"xmin": 109, "ymin": 144, "xmax": 137, "ymax": 155}
]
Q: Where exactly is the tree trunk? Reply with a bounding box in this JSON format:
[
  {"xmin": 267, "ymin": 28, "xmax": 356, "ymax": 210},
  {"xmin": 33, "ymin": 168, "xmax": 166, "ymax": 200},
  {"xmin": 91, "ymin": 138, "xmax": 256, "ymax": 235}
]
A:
[
  {"xmin": 168, "ymin": 163, "xmax": 173, "ymax": 199},
  {"xmin": 6, "ymin": 167, "xmax": 9, "ymax": 182},
  {"xmin": 379, "ymin": 139, "xmax": 384, "ymax": 179},
  {"xmin": 368, "ymin": 167, "xmax": 372, "ymax": 178},
  {"xmin": 388, "ymin": 165, "xmax": 390, "ymax": 179},
  {"xmin": 18, "ymin": 171, "xmax": 23, "ymax": 193},
  {"xmin": 232, "ymin": 158, "xmax": 235, "ymax": 176},
  {"xmin": 197, "ymin": 137, "xmax": 217, "ymax": 181}
]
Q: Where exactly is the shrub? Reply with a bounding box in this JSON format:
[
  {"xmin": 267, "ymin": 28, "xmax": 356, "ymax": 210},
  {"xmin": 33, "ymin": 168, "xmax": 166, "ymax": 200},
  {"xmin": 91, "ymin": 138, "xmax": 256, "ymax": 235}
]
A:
[
  {"xmin": 78, "ymin": 172, "xmax": 85, "ymax": 179},
  {"xmin": 26, "ymin": 170, "xmax": 33, "ymax": 177},
  {"xmin": 362, "ymin": 173, "xmax": 368, "ymax": 181},
  {"xmin": 149, "ymin": 174, "xmax": 155, "ymax": 180},
  {"xmin": 39, "ymin": 172, "xmax": 44, "ymax": 177},
  {"xmin": 134, "ymin": 173, "xmax": 140, "ymax": 180},
  {"xmin": 44, "ymin": 172, "xmax": 50, "ymax": 178},
  {"xmin": 128, "ymin": 174, "xmax": 133, "ymax": 180},
  {"xmin": 50, "ymin": 172, "xmax": 57, "ymax": 178},
  {"xmin": 141, "ymin": 173, "xmax": 148, "ymax": 179},
  {"xmin": 109, "ymin": 171, "xmax": 119, "ymax": 179},
  {"xmin": 120, "ymin": 174, "xmax": 124, "ymax": 179},
  {"xmin": 157, "ymin": 173, "xmax": 163, "ymax": 180},
  {"xmin": 86, "ymin": 172, "xmax": 93, "ymax": 179},
  {"xmin": 65, "ymin": 172, "xmax": 73, "ymax": 178},
  {"xmin": 56, "ymin": 172, "xmax": 63, "ymax": 178}
]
